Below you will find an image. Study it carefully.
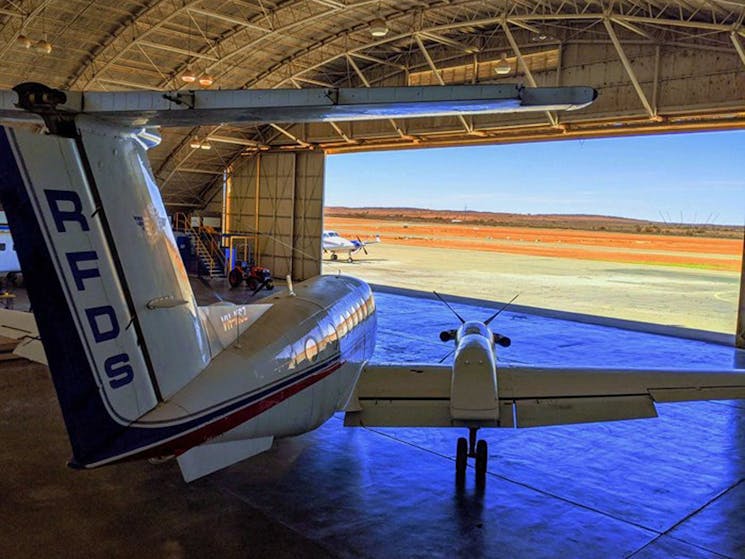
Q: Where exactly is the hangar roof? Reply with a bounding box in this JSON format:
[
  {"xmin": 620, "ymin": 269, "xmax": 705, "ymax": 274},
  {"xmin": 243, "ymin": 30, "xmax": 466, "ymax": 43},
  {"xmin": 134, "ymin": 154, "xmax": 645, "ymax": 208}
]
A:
[{"xmin": 1, "ymin": 1, "xmax": 744, "ymax": 210}]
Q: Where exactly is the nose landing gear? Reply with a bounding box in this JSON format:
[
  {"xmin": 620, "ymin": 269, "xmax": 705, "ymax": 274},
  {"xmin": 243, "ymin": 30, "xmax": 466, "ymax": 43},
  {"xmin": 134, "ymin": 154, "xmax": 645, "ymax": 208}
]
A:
[{"xmin": 455, "ymin": 427, "xmax": 488, "ymax": 487}]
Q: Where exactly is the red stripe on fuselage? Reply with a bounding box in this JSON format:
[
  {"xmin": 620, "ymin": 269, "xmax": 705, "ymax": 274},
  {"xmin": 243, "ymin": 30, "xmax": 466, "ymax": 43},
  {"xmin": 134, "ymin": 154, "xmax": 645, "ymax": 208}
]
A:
[{"xmin": 111, "ymin": 360, "xmax": 345, "ymax": 465}]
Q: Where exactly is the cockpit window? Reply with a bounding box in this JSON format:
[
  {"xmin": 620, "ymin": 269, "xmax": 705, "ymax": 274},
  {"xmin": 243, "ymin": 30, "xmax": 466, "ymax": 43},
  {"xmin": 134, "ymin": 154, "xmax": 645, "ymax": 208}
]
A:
[{"xmin": 463, "ymin": 323, "xmax": 489, "ymax": 337}]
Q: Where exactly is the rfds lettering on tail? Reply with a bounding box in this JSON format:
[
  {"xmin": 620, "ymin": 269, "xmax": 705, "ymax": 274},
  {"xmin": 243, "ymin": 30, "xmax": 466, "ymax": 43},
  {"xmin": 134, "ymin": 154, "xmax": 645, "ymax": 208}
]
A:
[
  {"xmin": 1, "ymin": 82, "xmax": 745, "ymax": 485},
  {"xmin": 15, "ymin": 131, "xmax": 156, "ymax": 422}
]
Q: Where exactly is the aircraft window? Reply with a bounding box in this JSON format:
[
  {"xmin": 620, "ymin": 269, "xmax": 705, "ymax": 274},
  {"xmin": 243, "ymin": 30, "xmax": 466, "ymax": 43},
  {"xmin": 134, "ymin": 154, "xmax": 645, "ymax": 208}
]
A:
[
  {"xmin": 345, "ymin": 310, "xmax": 355, "ymax": 331},
  {"xmin": 366, "ymin": 297, "xmax": 375, "ymax": 315},
  {"xmin": 337, "ymin": 312, "xmax": 348, "ymax": 337},
  {"xmin": 322, "ymin": 321, "xmax": 337, "ymax": 343},
  {"xmin": 305, "ymin": 337, "xmax": 318, "ymax": 362},
  {"xmin": 356, "ymin": 304, "xmax": 364, "ymax": 322},
  {"xmin": 464, "ymin": 324, "xmax": 488, "ymax": 337}
]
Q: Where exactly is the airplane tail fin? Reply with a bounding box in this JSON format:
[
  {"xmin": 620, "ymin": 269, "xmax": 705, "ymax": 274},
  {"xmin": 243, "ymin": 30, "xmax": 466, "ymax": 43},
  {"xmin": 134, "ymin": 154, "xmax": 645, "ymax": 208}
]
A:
[{"xmin": 0, "ymin": 120, "xmax": 212, "ymax": 466}]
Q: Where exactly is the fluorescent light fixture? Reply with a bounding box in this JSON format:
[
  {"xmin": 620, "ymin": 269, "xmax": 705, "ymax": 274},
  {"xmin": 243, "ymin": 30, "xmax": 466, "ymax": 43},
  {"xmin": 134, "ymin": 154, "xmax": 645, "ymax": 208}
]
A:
[
  {"xmin": 33, "ymin": 39, "xmax": 52, "ymax": 54},
  {"xmin": 16, "ymin": 35, "xmax": 32, "ymax": 49},
  {"xmin": 189, "ymin": 136, "xmax": 202, "ymax": 149},
  {"xmin": 198, "ymin": 75, "xmax": 214, "ymax": 87},
  {"xmin": 181, "ymin": 67, "xmax": 197, "ymax": 83},
  {"xmin": 369, "ymin": 18, "xmax": 389, "ymax": 38},
  {"xmin": 494, "ymin": 53, "xmax": 511, "ymax": 75}
]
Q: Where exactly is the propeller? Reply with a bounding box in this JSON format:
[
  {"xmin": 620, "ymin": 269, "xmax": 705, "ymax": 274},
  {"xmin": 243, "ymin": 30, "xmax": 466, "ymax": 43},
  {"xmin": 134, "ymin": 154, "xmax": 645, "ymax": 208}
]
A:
[
  {"xmin": 433, "ymin": 291, "xmax": 518, "ymax": 358},
  {"xmin": 484, "ymin": 293, "xmax": 520, "ymax": 325},
  {"xmin": 356, "ymin": 236, "xmax": 369, "ymax": 255},
  {"xmin": 433, "ymin": 291, "xmax": 465, "ymax": 323}
]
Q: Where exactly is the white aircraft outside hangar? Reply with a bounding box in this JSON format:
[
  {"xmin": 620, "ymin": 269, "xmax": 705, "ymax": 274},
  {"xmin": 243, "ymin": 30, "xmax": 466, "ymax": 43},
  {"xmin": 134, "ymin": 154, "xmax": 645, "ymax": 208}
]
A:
[
  {"xmin": 1, "ymin": 81, "xmax": 744, "ymax": 486},
  {"xmin": 322, "ymin": 230, "xmax": 381, "ymax": 262}
]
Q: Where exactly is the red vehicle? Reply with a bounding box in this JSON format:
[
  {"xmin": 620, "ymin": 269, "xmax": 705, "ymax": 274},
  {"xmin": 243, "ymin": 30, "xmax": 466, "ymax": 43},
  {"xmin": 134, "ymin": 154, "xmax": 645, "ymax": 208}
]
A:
[{"xmin": 228, "ymin": 261, "xmax": 274, "ymax": 292}]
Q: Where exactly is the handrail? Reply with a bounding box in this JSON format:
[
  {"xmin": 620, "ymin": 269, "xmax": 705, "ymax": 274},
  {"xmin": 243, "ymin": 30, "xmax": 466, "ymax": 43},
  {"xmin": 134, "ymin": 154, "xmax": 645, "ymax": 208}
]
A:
[
  {"xmin": 172, "ymin": 212, "xmax": 189, "ymax": 231},
  {"xmin": 192, "ymin": 225, "xmax": 226, "ymax": 275}
]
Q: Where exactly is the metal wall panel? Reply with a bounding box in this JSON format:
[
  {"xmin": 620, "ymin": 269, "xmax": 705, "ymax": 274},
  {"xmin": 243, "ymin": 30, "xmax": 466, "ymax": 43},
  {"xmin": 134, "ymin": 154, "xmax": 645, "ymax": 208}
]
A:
[
  {"xmin": 292, "ymin": 151, "xmax": 323, "ymax": 280},
  {"xmin": 227, "ymin": 151, "xmax": 322, "ymax": 281}
]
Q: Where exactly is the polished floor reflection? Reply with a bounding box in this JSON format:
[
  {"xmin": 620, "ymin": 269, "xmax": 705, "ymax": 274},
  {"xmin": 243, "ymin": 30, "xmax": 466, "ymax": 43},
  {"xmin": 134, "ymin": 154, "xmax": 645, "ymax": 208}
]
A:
[{"xmin": 1, "ymin": 284, "xmax": 744, "ymax": 558}]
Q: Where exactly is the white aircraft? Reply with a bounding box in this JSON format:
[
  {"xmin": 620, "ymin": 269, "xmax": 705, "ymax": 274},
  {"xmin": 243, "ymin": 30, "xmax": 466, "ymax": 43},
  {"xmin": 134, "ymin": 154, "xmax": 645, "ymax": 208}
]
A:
[
  {"xmin": 322, "ymin": 230, "xmax": 381, "ymax": 262},
  {"xmin": 1, "ymin": 81, "xmax": 744, "ymax": 486},
  {"xmin": 0, "ymin": 212, "xmax": 22, "ymax": 285}
]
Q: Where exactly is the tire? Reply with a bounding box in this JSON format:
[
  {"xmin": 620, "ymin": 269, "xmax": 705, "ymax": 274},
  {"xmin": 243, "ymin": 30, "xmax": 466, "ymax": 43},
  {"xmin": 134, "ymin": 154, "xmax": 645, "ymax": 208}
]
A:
[
  {"xmin": 265, "ymin": 280, "xmax": 274, "ymax": 290},
  {"xmin": 228, "ymin": 269, "xmax": 243, "ymax": 288},
  {"xmin": 330, "ymin": 253, "xmax": 338, "ymax": 261},
  {"xmin": 246, "ymin": 277, "xmax": 259, "ymax": 291},
  {"xmin": 475, "ymin": 439, "xmax": 487, "ymax": 487},
  {"xmin": 455, "ymin": 437, "xmax": 467, "ymax": 484}
]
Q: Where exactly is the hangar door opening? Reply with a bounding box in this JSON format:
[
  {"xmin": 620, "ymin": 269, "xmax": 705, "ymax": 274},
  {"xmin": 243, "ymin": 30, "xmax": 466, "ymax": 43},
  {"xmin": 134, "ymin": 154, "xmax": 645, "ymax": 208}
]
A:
[{"xmin": 322, "ymin": 132, "xmax": 745, "ymax": 341}]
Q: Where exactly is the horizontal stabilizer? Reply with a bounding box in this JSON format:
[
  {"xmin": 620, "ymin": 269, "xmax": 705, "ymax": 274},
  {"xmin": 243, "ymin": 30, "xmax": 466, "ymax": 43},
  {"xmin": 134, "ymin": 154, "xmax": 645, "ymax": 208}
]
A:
[
  {"xmin": 0, "ymin": 308, "xmax": 38, "ymax": 339},
  {"xmin": 0, "ymin": 309, "xmax": 47, "ymax": 364},
  {"xmin": 177, "ymin": 436, "xmax": 273, "ymax": 482},
  {"xmin": 13, "ymin": 338, "xmax": 47, "ymax": 365}
]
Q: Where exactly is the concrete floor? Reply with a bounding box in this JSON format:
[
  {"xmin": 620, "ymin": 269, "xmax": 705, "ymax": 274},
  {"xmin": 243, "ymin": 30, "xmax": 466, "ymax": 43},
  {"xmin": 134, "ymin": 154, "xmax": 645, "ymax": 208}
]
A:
[{"xmin": 1, "ymin": 282, "xmax": 745, "ymax": 558}]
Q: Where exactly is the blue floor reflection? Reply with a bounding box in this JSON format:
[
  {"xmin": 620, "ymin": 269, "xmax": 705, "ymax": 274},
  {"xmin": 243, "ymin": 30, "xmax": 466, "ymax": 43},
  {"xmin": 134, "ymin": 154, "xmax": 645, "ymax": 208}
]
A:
[{"xmin": 211, "ymin": 288, "xmax": 745, "ymax": 559}]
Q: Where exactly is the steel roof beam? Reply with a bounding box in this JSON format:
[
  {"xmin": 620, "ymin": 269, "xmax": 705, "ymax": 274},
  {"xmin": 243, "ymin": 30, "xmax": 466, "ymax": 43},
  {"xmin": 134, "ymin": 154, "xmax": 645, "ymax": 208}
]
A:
[
  {"xmin": 731, "ymin": 30, "xmax": 745, "ymax": 66},
  {"xmin": 414, "ymin": 33, "xmax": 473, "ymax": 134},
  {"xmin": 502, "ymin": 21, "xmax": 559, "ymax": 128},
  {"xmin": 603, "ymin": 17, "xmax": 657, "ymax": 119},
  {"xmin": 346, "ymin": 54, "xmax": 407, "ymax": 138}
]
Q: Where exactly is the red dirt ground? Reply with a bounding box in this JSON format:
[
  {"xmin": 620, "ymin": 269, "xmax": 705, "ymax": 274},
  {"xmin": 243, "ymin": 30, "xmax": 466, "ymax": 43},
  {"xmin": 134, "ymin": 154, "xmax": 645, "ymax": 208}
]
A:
[{"xmin": 324, "ymin": 215, "xmax": 742, "ymax": 272}]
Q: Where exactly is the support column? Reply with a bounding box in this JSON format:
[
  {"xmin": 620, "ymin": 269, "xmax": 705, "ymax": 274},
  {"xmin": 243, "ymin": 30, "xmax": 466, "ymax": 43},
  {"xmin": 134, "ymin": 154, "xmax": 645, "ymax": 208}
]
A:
[{"xmin": 736, "ymin": 228, "xmax": 745, "ymax": 348}]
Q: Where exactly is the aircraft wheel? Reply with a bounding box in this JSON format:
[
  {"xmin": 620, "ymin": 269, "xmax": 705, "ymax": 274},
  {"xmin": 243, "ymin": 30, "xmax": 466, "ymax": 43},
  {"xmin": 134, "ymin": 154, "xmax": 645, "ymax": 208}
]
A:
[
  {"xmin": 265, "ymin": 280, "xmax": 274, "ymax": 290},
  {"xmin": 347, "ymin": 256, "xmax": 353, "ymax": 263},
  {"xmin": 228, "ymin": 269, "xmax": 243, "ymax": 288},
  {"xmin": 455, "ymin": 437, "xmax": 467, "ymax": 484},
  {"xmin": 475, "ymin": 439, "xmax": 488, "ymax": 487},
  {"xmin": 330, "ymin": 253, "xmax": 338, "ymax": 261},
  {"xmin": 246, "ymin": 277, "xmax": 259, "ymax": 291}
]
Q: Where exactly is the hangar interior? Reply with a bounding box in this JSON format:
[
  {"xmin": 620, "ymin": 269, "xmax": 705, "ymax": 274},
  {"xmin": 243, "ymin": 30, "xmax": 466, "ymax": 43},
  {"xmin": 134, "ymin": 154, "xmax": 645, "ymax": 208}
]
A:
[
  {"xmin": 1, "ymin": 1, "xmax": 745, "ymax": 557},
  {"xmin": 4, "ymin": 0, "xmax": 743, "ymax": 336}
]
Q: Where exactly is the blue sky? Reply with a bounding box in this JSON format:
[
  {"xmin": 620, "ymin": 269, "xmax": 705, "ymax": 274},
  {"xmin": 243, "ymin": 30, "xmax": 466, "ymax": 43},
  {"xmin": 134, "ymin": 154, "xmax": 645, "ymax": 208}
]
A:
[{"xmin": 326, "ymin": 130, "xmax": 745, "ymax": 226}]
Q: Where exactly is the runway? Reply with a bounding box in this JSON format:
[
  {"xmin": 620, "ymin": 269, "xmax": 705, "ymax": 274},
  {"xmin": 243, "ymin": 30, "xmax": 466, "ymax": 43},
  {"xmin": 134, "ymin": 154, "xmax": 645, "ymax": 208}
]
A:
[
  {"xmin": 322, "ymin": 242, "xmax": 741, "ymax": 335},
  {"xmin": 1, "ymin": 282, "xmax": 744, "ymax": 558}
]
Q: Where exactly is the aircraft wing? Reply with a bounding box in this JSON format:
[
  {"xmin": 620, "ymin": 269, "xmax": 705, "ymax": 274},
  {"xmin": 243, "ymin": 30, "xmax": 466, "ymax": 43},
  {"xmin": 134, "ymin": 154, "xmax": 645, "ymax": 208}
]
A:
[
  {"xmin": 345, "ymin": 364, "xmax": 745, "ymax": 429},
  {"xmin": 0, "ymin": 83, "xmax": 597, "ymax": 128}
]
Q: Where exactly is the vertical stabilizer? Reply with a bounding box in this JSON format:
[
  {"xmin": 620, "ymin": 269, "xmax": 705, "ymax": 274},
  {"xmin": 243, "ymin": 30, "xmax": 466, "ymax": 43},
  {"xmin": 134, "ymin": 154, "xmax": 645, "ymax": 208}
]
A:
[{"xmin": 0, "ymin": 120, "xmax": 211, "ymax": 465}]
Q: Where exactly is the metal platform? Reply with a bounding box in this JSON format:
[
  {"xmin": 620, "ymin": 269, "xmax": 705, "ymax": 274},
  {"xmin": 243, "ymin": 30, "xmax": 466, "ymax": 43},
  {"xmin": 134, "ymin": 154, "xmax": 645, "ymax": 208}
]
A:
[{"xmin": 1, "ymin": 284, "xmax": 744, "ymax": 558}]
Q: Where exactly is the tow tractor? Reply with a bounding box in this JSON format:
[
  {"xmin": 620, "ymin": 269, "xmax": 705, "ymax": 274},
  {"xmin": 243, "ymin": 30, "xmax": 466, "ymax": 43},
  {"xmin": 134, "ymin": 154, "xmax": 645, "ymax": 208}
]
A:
[{"xmin": 228, "ymin": 260, "xmax": 274, "ymax": 293}]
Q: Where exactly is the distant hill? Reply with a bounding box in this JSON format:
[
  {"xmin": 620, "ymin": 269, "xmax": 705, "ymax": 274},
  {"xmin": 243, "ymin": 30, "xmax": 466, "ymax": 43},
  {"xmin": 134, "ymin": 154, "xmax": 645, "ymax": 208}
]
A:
[{"xmin": 324, "ymin": 207, "xmax": 744, "ymax": 239}]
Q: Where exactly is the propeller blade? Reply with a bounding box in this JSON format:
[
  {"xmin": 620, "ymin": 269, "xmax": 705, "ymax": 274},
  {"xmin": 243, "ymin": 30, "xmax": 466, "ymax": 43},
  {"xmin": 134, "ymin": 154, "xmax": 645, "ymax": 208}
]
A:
[
  {"xmin": 438, "ymin": 348, "xmax": 456, "ymax": 363},
  {"xmin": 483, "ymin": 293, "xmax": 520, "ymax": 326},
  {"xmin": 356, "ymin": 236, "xmax": 368, "ymax": 255},
  {"xmin": 433, "ymin": 291, "xmax": 465, "ymax": 324}
]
